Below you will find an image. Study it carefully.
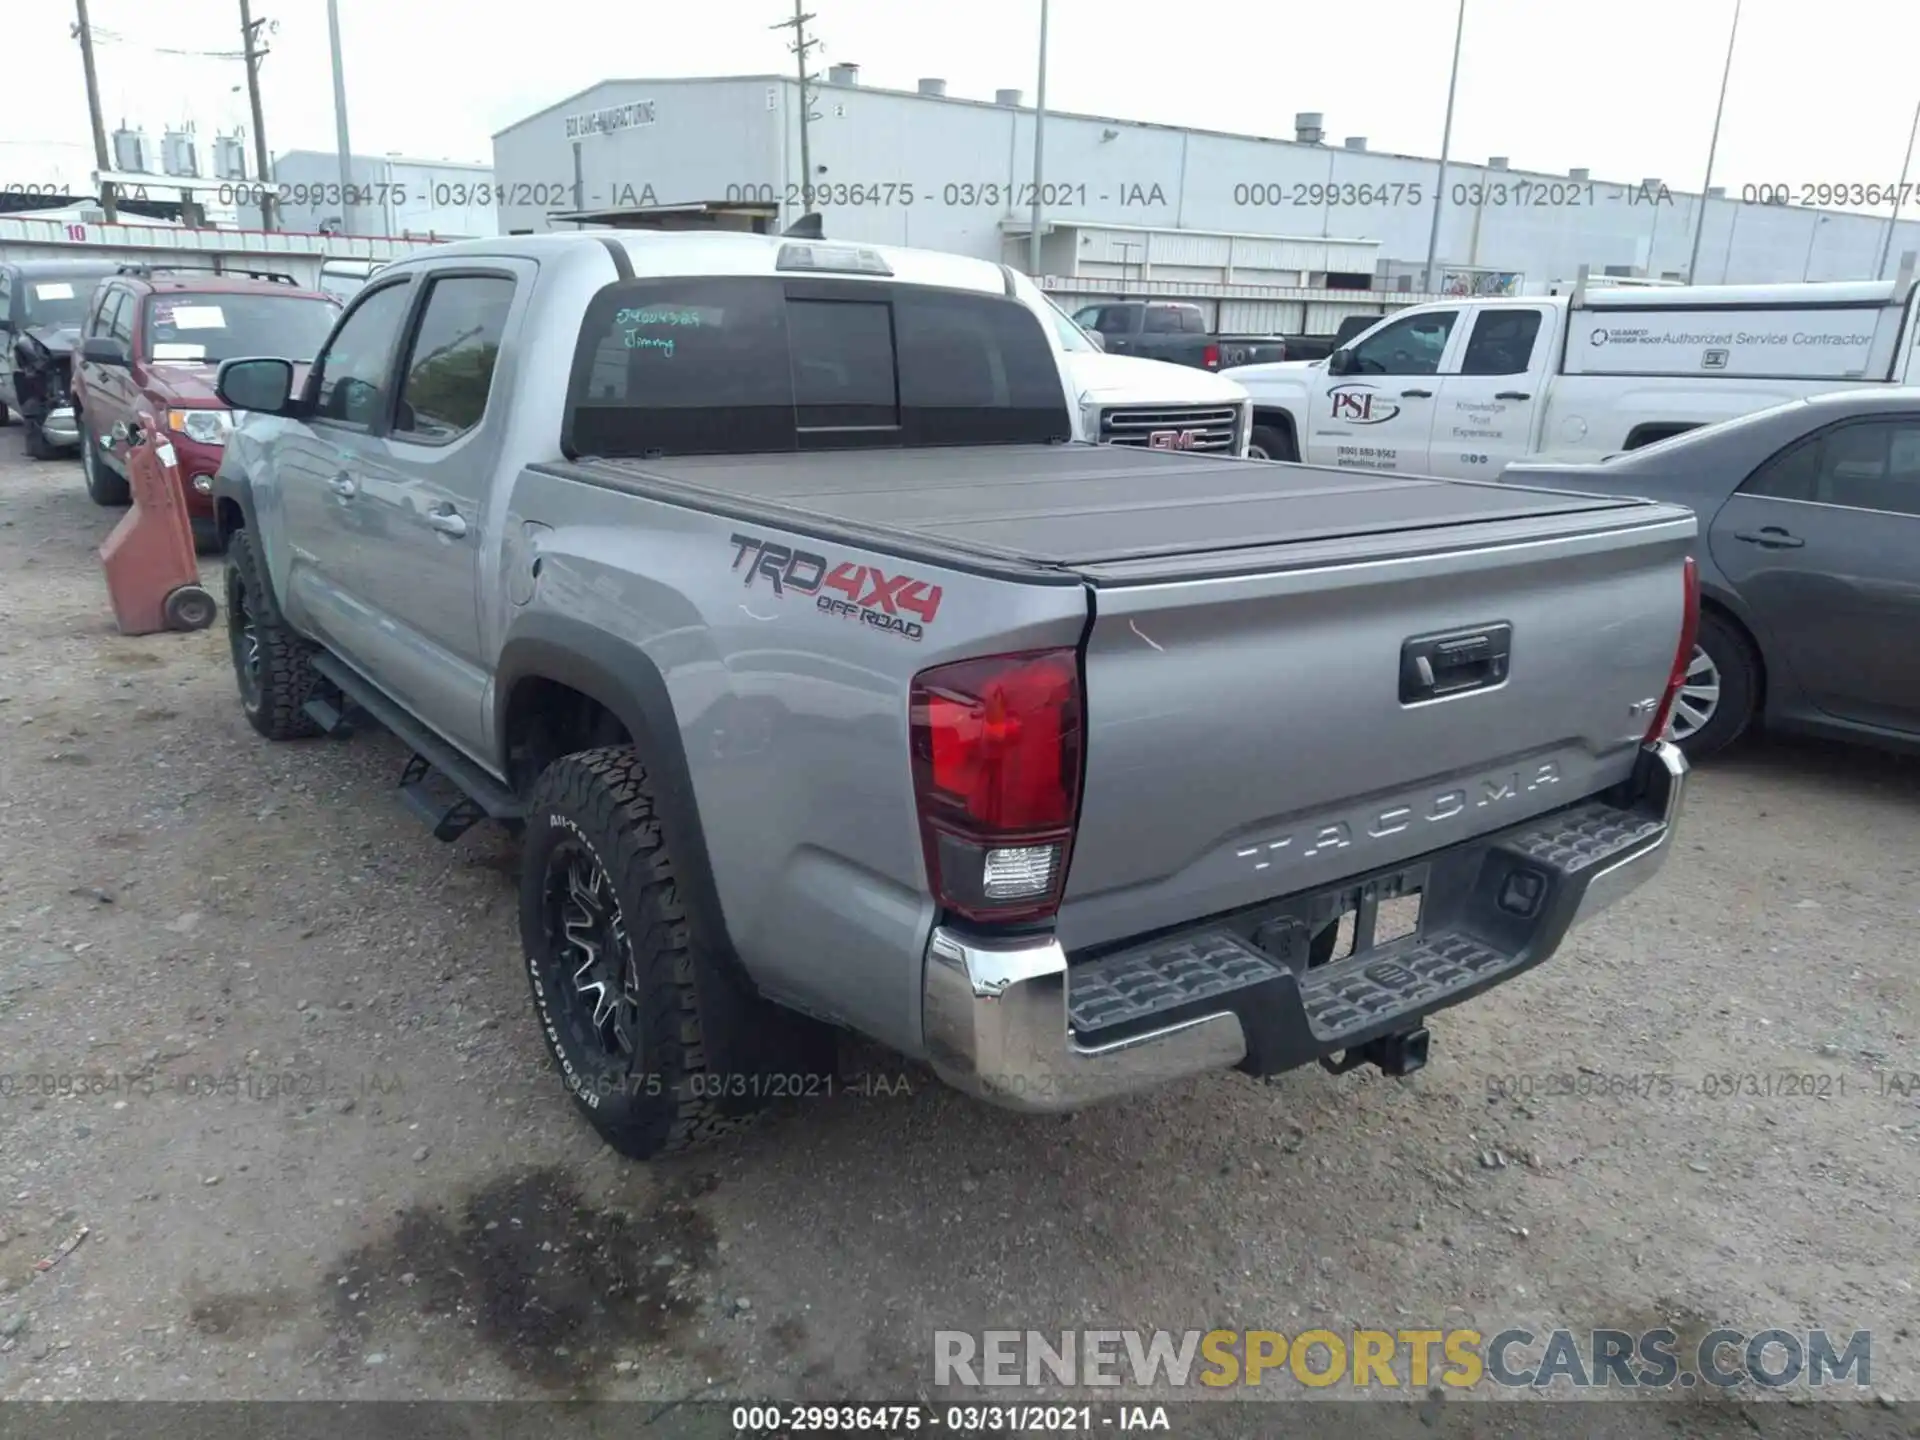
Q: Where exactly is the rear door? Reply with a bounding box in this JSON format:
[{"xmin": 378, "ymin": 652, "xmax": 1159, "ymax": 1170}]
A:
[
  {"xmin": 84, "ymin": 289, "xmax": 138, "ymax": 463},
  {"xmin": 1427, "ymin": 305, "xmax": 1551, "ymax": 480},
  {"xmin": 333, "ymin": 265, "xmax": 525, "ymax": 756},
  {"xmin": 1303, "ymin": 307, "xmax": 1459, "ymax": 474},
  {"xmin": 1708, "ymin": 415, "xmax": 1920, "ymax": 733}
]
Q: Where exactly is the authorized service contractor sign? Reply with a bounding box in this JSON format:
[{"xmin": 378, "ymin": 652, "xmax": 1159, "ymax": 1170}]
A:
[{"xmin": 1563, "ymin": 307, "xmax": 1895, "ymax": 380}]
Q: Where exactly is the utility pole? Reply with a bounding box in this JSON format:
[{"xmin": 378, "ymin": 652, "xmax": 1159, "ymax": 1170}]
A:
[
  {"xmin": 72, "ymin": 0, "xmax": 117, "ymax": 223},
  {"xmin": 770, "ymin": 0, "xmax": 821, "ymax": 216},
  {"xmin": 327, "ymin": 0, "xmax": 354, "ymax": 235},
  {"xmin": 1029, "ymin": 0, "xmax": 1049, "ymax": 276},
  {"xmin": 239, "ymin": 0, "xmax": 276, "ymax": 230},
  {"xmin": 1685, "ymin": 0, "xmax": 1742, "ymax": 284},
  {"xmin": 1878, "ymin": 99, "xmax": 1920, "ymax": 279},
  {"xmin": 1422, "ymin": 0, "xmax": 1466, "ymax": 294}
]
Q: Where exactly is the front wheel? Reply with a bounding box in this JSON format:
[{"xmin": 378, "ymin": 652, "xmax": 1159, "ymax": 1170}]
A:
[
  {"xmin": 225, "ymin": 527, "xmax": 323, "ymax": 740},
  {"xmin": 1668, "ymin": 611, "xmax": 1759, "ymax": 759},
  {"xmin": 521, "ymin": 747, "xmax": 765, "ymax": 1160},
  {"xmin": 1249, "ymin": 423, "xmax": 1298, "ymax": 462}
]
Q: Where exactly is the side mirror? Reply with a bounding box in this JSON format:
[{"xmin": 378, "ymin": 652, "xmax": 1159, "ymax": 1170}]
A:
[
  {"xmin": 216, "ymin": 356, "xmax": 296, "ymax": 415},
  {"xmin": 82, "ymin": 335, "xmax": 129, "ymax": 367},
  {"xmin": 1086, "ymin": 331, "xmax": 1106, "ymax": 352},
  {"xmin": 1327, "ymin": 348, "xmax": 1355, "ymax": 377}
]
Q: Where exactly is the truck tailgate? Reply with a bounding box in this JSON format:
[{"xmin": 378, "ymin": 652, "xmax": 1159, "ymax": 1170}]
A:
[{"xmin": 1057, "ymin": 495, "xmax": 1695, "ymax": 953}]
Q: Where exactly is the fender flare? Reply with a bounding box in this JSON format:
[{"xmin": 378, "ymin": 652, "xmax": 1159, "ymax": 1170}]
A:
[
  {"xmin": 493, "ymin": 613, "xmax": 739, "ymax": 969},
  {"xmin": 209, "ymin": 468, "xmax": 262, "ymax": 549}
]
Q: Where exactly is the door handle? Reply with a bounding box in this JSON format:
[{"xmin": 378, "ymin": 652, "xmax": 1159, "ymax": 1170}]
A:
[
  {"xmin": 1400, "ymin": 388, "xmax": 1434, "ymax": 398},
  {"xmin": 328, "ymin": 473, "xmax": 356, "ymax": 498},
  {"xmin": 426, "ymin": 507, "xmax": 468, "ymax": 538},
  {"xmin": 1733, "ymin": 527, "xmax": 1804, "ymax": 549},
  {"xmin": 1495, "ymin": 391, "xmax": 1532, "ymax": 400}
]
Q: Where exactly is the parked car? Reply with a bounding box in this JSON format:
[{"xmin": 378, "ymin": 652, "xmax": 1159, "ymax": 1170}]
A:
[
  {"xmin": 70, "ymin": 265, "xmax": 342, "ymax": 549},
  {"xmin": 0, "ymin": 257, "xmax": 119, "ymax": 458},
  {"xmin": 207, "ymin": 228, "xmax": 1694, "ymax": 1160},
  {"xmin": 1071, "ymin": 301, "xmax": 1287, "ymax": 371},
  {"xmin": 1227, "ymin": 261, "xmax": 1920, "ymax": 476},
  {"xmin": 1499, "ymin": 388, "xmax": 1920, "ymax": 758}
]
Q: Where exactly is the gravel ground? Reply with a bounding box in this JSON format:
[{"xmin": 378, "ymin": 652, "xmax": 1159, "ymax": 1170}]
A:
[{"xmin": 0, "ymin": 439, "xmax": 1916, "ymax": 1424}]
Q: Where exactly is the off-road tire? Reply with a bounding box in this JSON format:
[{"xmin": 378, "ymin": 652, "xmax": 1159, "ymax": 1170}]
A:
[
  {"xmin": 1673, "ymin": 610, "xmax": 1760, "ymax": 760},
  {"xmin": 225, "ymin": 527, "xmax": 323, "ymax": 740},
  {"xmin": 520, "ymin": 746, "xmax": 763, "ymax": 1160},
  {"xmin": 82, "ymin": 429, "xmax": 130, "ymax": 503},
  {"xmin": 1249, "ymin": 422, "xmax": 1298, "ymax": 462}
]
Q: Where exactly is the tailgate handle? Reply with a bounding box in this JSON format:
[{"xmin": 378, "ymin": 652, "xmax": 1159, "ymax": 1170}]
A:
[{"xmin": 1400, "ymin": 623, "xmax": 1513, "ymax": 704}]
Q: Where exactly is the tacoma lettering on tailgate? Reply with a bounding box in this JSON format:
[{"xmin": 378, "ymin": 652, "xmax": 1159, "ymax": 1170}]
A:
[
  {"xmin": 728, "ymin": 533, "xmax": 943, "ymax": 642},
  {"xmin": 1235, "ymin": 762, "xmax": 1561, "ymax": 873}
]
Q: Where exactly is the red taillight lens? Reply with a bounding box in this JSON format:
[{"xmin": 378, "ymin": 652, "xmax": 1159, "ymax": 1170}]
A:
[
  {"xmin": 1202, "ymin": 342, "xmax": 1221, "ymax": 368},
  {"xmin": 1644, "ymin": 555, "xmax": 1701, "ymax": 743},
  {"xmin": 910, "ymin": 649, "xmax": 1083, "ymax": 924}
]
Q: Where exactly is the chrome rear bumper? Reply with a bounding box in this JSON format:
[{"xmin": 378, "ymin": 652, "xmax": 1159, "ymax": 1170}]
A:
[{"xmin": 922, "ymin": 741, "xmax": 1688, "ymax": 1114}]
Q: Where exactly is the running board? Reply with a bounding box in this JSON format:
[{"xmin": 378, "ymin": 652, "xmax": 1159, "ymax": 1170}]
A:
[
  {"xmin": 301, "ymin": 691, "xmax": 357, "ymax": 737},
  {"xmin": 308, "ymin": 652, "xmax": 525, "ymax": 840}
]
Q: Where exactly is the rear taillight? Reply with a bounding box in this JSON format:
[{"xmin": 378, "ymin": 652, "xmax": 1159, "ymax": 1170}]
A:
[
  {"xmin": 1644, "ymin": 555, "xmax": 1701, "ymax": 744},
  {"xmin": 1202, "ymin": 342, "xmax": 1221, "ymax": 368},
  {"xmin": 909, "ymin": 648, "xmax": 1083, "ymax": 925}
]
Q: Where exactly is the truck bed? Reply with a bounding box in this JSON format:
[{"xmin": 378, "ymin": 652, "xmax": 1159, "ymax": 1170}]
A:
[{"xmin": 549, "ymin": 445, "xmax": 1667, "ymax": 585}]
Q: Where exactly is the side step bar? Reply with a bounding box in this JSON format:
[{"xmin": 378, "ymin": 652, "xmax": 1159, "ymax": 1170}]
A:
[{"xmin": 308, "ymin": 652, "xmax": 525, "ymax": 841}]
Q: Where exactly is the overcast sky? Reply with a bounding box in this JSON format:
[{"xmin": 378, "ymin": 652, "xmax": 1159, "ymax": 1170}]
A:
[{"xmin": 8, "ymin": 0, "xmax": 1919, "ymax": 211}]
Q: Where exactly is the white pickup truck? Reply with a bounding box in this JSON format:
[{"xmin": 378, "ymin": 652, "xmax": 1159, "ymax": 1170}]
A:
[
  {"xmin": 1044, "ymin": 301, "xmax": 1252, "ymax": 457},
  {"xmin": 1228, "ymin": 258, "xmax": 1920, "ymax": 478}
]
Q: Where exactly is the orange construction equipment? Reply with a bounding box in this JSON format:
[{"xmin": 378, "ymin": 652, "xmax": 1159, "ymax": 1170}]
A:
[{"xmin": 98, "ymin": 409, "xmax": 217, "ymax": 635}]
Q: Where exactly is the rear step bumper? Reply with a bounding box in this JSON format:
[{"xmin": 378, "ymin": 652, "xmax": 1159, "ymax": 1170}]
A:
[{"xmin": 923, "ymin": 740, "xmax": 1687, "ymax": 1113}]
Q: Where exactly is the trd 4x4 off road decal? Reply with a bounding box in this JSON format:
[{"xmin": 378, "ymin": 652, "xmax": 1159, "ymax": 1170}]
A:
[{"xmin": 728, "ymin": 533, "xmax": 943, "ymax": 641}]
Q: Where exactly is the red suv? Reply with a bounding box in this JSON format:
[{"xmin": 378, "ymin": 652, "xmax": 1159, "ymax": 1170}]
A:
[{"xmin": 71, "ymin": 266, "xmax": 341, "ymax": 549}]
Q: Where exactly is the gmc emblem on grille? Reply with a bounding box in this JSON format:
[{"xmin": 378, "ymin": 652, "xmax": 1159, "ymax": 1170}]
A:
[{"xmin": 1148, "ymin": 429, "xmax": 1202, "ymax": 450}]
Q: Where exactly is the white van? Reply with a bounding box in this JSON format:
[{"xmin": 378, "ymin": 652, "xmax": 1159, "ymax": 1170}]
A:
[{"xmin": 1228, "ymin": 256, "xmax": 1920, "ymax": 475}]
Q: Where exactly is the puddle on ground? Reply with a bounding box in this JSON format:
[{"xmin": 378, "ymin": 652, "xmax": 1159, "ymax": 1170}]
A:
[{"xmin": 327, "ymin": 1164, "xmax": 717, "ymax": 1389}]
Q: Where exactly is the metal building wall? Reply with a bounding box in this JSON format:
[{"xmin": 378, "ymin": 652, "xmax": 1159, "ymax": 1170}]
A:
[
  {"xmin": 491, "ymin": 78, "xmax": 779, "ymax": 234},
  {"xmin": 492, "ymin": 75, "xmax": 1920, "ymax": 285},
  {"xmin": 236, "ymin": 152, "xmax": 497, "ymax": 238}
]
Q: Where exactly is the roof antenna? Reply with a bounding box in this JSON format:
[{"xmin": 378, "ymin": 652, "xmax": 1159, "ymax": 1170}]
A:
[{"xmin": 782, "ymin": 212, "xmax": 825, "ymax": 239}]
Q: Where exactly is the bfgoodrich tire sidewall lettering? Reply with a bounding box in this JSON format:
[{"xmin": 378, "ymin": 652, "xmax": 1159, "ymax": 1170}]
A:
[{"xmin": 524, "ymin": 811, "xmax": 636, "ymax": 1115}]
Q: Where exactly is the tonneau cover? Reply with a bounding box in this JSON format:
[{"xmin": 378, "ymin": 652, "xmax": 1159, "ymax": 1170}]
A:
[{"xmin": 558, "ymin": 444, "xmax": 1656, "ymax": 579}]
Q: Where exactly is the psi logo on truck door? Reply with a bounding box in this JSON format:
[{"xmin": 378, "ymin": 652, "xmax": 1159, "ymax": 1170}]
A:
[
  {"xmin": 729, "ymin": 533, "xmax": 942, "ymax": 641},
  {"xmin": 1327, "ymin": 384, "xmax": 1401, "ymax": 426}
]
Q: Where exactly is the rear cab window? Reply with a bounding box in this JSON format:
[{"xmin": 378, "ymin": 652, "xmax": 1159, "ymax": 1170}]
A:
[{"xmin": 565, "ymin": 276, "xmax": 1071, "ymax": 458}]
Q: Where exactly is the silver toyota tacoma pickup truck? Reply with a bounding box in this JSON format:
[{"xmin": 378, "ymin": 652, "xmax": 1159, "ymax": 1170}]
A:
[{"xmin": 208, "ymin": 229, "xmax": 1697, "ymax": 1159}]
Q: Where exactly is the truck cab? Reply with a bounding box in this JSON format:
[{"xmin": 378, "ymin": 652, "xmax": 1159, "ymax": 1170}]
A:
[{"xmin": 1071, "ymin": 300, "xmax": 1287, "ymax": 372}]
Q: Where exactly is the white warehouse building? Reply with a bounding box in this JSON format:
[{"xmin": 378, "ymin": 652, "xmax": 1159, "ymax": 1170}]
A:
[
  {"xmin": 235, "ymin": 150, "xmax": 499, "ymax": 240},
  {"xmin": 493, "ymin": 71, "xmax": 1920, "ymax": 332}
]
